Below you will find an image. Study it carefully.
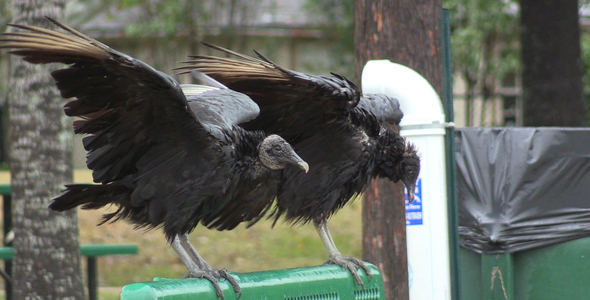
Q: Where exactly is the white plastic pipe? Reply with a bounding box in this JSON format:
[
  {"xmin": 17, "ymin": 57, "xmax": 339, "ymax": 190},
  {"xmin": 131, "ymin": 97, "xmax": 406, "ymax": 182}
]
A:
[{"xmin": 362, "ymin": 60, "xmax": 451, "ymax": 300}]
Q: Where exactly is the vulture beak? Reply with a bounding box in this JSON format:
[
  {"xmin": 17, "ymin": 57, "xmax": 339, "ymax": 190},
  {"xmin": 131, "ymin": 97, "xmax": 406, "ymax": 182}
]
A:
[
  {"xmin": 292, "ymin": 153, "xmax": 310, "ymax": 173},
  {"xmin": 404, "ymin": 180, "xmax": 416, "ymax": 203},
  {"xmin": 284, "ymin": 148, "xmax": 309, "ymax": 173},
  {"xmin": 298, "ymin": 161, "xmax": 310, "ymax": 173}
]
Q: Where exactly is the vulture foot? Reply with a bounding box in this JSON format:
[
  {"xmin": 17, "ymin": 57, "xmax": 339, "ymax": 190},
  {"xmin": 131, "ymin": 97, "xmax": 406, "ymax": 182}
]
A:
[
  {"xmin": 185, "ymin": 267, "xmax": 241, "ymax": 299},
  {"xmin": 325, "ymin": 255, "xmax": 372, "ymax": 287}
]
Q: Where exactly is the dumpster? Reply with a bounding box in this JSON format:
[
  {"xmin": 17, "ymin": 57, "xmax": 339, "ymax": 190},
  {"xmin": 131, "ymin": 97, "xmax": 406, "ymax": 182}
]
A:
[{"xmin": 455, "ymin": 127, "xmax": 590, "ymax": 299}]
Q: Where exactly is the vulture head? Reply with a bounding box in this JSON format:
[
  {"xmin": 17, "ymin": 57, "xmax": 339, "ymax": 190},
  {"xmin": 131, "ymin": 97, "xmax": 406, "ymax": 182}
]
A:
[
  {"xmin": 259, "ymin": 134, "xmax": 309, "ymax": 172},
  {"xmin": 377, "ymin": 133, "xmax": 421, "ymax": 202},
  {"xmin": 397, "ymin": 142, "xmax": 420, "ymax": 203}
]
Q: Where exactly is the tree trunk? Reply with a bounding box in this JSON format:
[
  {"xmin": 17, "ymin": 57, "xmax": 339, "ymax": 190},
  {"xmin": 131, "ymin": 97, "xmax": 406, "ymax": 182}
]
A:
[
  {"xmin": 361, "ymin": 175, "xmax": 408, "ymax": 300},
  {"xmin": 520, "ymin": 0, "xmax": 586, "ymax": 126},
  {"xmin": 355, "ymin": 1, "xmax": 442, "ymax": 299},
  {"xmin": 354, "ymin": 1, "xmax": 443, "ymax": 99},
  {"xmin": 8, "ymin": 1, "xmax": 86, "ymax": 299}
]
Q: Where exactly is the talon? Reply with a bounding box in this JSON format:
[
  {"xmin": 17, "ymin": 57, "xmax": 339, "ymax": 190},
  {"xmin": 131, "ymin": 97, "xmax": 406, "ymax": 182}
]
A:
[
  {"xmin": 218, "ymin": 269, "xmax": 242, "ymax": 298},
  {"xmin": 185, "ymin": 271, "xmax": 225, "ymax": 299},
  {"xmin": 325, "ymin": 255, "xmax": 371, "ymax": 287},
  {"xmin": 359, "ymin": 262, "xmax": 373, "ymax": 280},
  {"xmin": 171, "ymin": 236, "xmax": 238, "ymax": 299}
]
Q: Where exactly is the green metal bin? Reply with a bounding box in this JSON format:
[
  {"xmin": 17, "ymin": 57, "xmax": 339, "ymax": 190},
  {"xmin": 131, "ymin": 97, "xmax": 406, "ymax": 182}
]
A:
[{"xmin": 459, "ymin": 237, "xmax": 590, "ymax": 300}]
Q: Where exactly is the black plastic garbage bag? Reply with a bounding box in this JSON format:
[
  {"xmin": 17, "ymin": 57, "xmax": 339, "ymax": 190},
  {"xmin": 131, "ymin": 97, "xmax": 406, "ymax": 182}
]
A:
[{"xmin": 456, "ymin": 127, "xmax": 590, "ymax": 254}]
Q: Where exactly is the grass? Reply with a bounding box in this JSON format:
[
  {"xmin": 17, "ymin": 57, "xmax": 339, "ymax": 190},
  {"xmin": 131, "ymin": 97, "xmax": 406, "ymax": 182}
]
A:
[{"xmin": 77, "ymin": 196, "xmax": 364, "ymax": 288}]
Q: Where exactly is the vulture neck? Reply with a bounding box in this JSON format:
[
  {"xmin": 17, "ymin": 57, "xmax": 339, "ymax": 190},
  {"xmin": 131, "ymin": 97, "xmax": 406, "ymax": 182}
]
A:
[
  {"xmin": 233, "ymin": 129, "xmax": 273, "ymax": 178},
  {"xmin": 374, "ymin": 131, "xmax": 406, "ymax": 181}
]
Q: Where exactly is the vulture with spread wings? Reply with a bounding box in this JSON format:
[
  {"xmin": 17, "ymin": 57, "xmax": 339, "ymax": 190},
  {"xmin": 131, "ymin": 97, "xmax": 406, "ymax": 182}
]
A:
[
  {"xmin": 177, "ymin": 44, "xmax": 420, "ymax": 286},
  {"xmin": 0, "ymin": 19, "xmax": 309, "ymax": 299}
]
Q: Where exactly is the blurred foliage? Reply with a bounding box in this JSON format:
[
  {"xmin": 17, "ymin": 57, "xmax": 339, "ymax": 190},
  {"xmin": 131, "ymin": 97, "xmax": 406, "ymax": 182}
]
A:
[
  {"xmin": 4, "ymin": 0, "xmax": 590, "ymax": 126},
  {"xmin": 0, "ymin": 1, "xmax": 11, "ymax": 165},
  {"xmin": 580, "ymin": 0, "xmax": 590, "ymax": 122},
  {"xmin": 89, "ymin": 0, "xmax": 356, "ymax": 77},
  {"xmin": 0, "ymin": 0, "xmax": 10, "ymax": 33},
  {"xmin": 66, "ymin": 0, "xmax": 118, "ymax": 27},
  {"xmin": 444, "ymin": 0, "xmax": 520, "ymax": 126},
  {"xmin": 114, "ymin": 0, "xmax": 263, "ymax": 53},
  {"xmin": 303, "ymin": 0, "xmax": 355, "ymax": 80},
  {"xmin": 446, "ymin": 0, "xmax": 520, "ymax": 78},
  {"xmin": 117, "ymin": 0, "xmax": 207, "ymax": 38},
  {"xmin": 580, "ymin": 32, "xmax": 590, "ymax": 122}
]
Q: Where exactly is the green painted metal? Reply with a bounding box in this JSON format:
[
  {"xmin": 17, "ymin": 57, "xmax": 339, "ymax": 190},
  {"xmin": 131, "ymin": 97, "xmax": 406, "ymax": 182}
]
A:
[
  {"xmin": 121, "ymin": 263, "xmax": 384, "ymax": 300},
  {"xmin": 513, "ymin": 237, "xmax": 590, "ymax": 299},
  {"xmin": 80, "ymin": 243, "xmax": 139, "ymax": 257},
  {"xmin": 441, "ymin": 8, "xmax": 460, "ymax": 300},
  {"xmin": 458, "ymin": 247, "xmax": 481, "ymax": 300},
  {"xmin": 460, "ymin": 237, "xmax": 590, "ymax": 299},
  {"xmin": 0, "ymin": 184, "xmax": 10, "ymax": 196},
  {"xmin": 482, "ymin": 254, "xmax": 514, "ymax": 300},
  {"xmin": 0, "ymin": 244, "xmax": 138, "ymax": 260},
  {"xmin": 0, "ymin": 247, "xmax": 13, "ymax": 260}
]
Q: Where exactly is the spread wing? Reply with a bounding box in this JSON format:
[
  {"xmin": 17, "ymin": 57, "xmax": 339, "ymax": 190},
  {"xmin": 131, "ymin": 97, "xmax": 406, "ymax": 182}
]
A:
[
  {"xmin": 0, "ymin": 18, "xmax": 216, "ymax": 186},
  {"xmin": 181, "ymin": 83, "xmax": 260, "ymax": 140},
  {"xmin": 175, "ymin": 43, "xmax": 361, "ymax": 140}
]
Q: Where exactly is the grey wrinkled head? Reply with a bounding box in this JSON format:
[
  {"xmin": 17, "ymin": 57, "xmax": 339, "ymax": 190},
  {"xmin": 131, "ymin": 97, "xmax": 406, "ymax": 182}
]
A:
[{"xmin": 259, "ymin": 134, "xmax": 309, "ymax": 172}]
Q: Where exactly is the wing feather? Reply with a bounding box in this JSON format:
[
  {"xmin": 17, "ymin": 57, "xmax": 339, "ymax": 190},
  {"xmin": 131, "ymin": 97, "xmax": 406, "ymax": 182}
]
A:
[
  {"xmin": 175, "ymin": 43, "xmax": 361, "ymax": 139},
  {"xmin": 0, "ymin": 19, "xmax": 213, "ymax": 185},
  {"xmin": 181, "ymin": 84, "xmax": 260, "ymax": 140},
  {"xmin": 2, "ymin": 20, "xmax": 295, "ymax": 239}
]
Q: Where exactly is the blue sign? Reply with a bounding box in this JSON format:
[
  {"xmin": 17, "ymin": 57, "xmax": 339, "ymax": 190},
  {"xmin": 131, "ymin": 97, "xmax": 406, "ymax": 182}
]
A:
[{"xmin": 405, "ymin": 178, "xmax": 422, "ymax": 225}]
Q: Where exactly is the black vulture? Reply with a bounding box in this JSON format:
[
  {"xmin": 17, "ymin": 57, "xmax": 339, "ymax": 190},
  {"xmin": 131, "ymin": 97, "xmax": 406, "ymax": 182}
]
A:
[
  {"xmin": 0, "ymin": 19, "xmax": 309, "ymax": 298},
  {"xmin": 177, "ymin": 44, "xmax": 421, "ymax": 286}
]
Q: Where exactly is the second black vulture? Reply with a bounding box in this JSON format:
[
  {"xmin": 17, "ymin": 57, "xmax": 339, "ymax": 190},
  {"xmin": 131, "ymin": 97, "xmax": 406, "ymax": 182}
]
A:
[
  {"xmin": 0, "ymin": 19, "xmax": 309, "ymax": 298},
  {"xmin": 177, "ymin": 44, "xmax": 420, "ymax": 286}
]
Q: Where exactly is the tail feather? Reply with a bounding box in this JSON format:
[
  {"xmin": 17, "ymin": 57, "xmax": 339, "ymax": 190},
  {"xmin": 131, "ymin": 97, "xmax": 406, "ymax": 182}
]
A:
[
  {"xmin": 50, "ymin": 184, "xmax": 130, "ymax": 212},
  {"xmin": 51, "ymin": 184, "xmax": 160, "ymax": 230}
]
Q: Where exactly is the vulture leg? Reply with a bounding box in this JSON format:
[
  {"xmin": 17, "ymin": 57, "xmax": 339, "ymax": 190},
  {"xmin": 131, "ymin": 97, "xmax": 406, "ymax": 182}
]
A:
[
  {"xmin": 177, "ymin": 234, "xmax": 242, "ymax": 298},
  {"xmin": 171, "ymin": 235, "xmax": 226, "ymax": 299},
  {"xmin": 313, "ymin": 218, "xmax": 372, "ymax": 287}
]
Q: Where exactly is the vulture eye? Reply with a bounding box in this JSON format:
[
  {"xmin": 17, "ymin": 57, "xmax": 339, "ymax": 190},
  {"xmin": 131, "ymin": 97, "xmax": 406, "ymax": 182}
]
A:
[{"xmin": 274, "ymin": 145, "xmax": 282, "ymax": 151}]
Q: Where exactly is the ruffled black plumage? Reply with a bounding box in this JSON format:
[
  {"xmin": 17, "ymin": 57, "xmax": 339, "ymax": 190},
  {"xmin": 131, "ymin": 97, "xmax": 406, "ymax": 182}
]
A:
[
  {"xmin": 178, "ymin": 44, "xmax": 420, "ymax": 225},
  {"xmin": 178, "ymin": 45, "xmax": 420, "ymax": 287}
]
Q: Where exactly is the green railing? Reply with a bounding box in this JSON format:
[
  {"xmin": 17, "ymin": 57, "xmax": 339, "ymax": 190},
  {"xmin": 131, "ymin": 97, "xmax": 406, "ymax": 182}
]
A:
[
  {"xmin": 122, "ymin": 263, "xmax": 384, "ymax": 300},
  {"xmin": 0, "ymin": 244, "xmax": 139, "ymax": 260}
]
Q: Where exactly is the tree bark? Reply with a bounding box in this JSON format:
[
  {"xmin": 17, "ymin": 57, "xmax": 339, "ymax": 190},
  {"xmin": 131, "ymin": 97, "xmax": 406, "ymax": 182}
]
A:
[
  {"xmin": 8, "ymin": 1, "xmax": 86, "ymax": 299},
  {"xmin": 362, "ymin": 175, "xmax": 409, "ymax": 300},
  {"xmin": 354, "ymin": 0, "xmax": 443, "ymax": 99},
  {"xmin": 520, "ymin": 0, "xmax": 586, "ymax": 126},
  {"xmin": 355, "ymin": 1, "xmax": 442, "ymax": 299}
]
